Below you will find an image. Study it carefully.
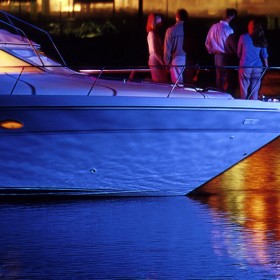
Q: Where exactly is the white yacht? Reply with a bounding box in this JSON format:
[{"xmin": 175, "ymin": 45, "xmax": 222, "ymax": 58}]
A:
[{"xmin": 0, "ymin": 11, "xmax": 279, "ymax": 196}]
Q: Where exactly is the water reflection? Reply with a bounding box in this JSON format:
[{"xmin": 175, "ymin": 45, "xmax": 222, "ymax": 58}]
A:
[
  {"xmin": 1, "ymin": 139, "xmax": 280, "ymax": 278},
  {"xmin": 0, "ymin": 197, "xmax": 217, "ymax": 279},
  {"xmin": 193, "ymin": 136, "xmax": 280, "ymax": 194},
  {"xmin": 191, "ymin": 136, "xmax": 280, "ymax": 277}
]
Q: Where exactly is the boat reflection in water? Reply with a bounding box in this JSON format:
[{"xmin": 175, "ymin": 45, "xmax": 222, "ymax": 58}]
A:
[
  {"xmin": 0, "ymin": 139, "xmax": 280, "ymax": 278},
  {"xmin": 190, "ymin": 137, "xmax": 280, "ymax": 276}
]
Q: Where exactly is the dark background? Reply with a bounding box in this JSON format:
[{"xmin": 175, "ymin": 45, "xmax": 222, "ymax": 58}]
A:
[{"xmin": 51, "ymin": 16, "xmax": 280, "ymax": 69}]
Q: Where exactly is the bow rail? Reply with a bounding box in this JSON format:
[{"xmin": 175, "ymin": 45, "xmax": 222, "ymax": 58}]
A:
[{"xmin": 0, "ymin": 10, "xmax": 66, "ymax": 67}]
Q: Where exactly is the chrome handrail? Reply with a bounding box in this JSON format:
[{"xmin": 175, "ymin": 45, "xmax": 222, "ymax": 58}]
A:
[
  {"xmin": 10, "ymin": 66, "xmax": 25, "ymax": 95},
  {"xmin": 0, "ymin": 19, "xmax": 45, "ymax": 66},
  {"xmin": 0, "ymin": 11, "xmax": 67, "ymax": 67},
  {"xmin": 87, "ymin": 66, "xmax": 105, "ymax": 96}
]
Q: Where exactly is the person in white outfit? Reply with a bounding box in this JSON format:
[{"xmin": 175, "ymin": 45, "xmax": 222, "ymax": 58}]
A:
[
  {"xmin": 205, "ymin": 8, "xmax": 238, "ymax": 91},
  {"xmin": 164, "ymin": 9, "xmax": 188, "ymax": 84}
]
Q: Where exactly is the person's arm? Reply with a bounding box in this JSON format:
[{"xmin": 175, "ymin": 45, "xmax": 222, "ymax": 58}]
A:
[
  {"xmin": 147, "ymin": 31, "xmax": 154, "ymax": 54},
  {"xmin": 205, "ymin": 25, "xmax": 216, "ymax": 54},
  {"xmin": 163, "ymin": 28, "xmax": 172, "ymax": 66},
  {"xmin": 152, "ymin": 33, "xmax": 165, "ymax": 65},
  {"xmin": 261, "ymin": 48, "xmax": 269, "ymax": 67},
  {"xmin": 263, "ymin": 57, "xmax": 268, "ymax": 67},
  {"xmin": 237, "ymin": 35, "xmax": 243, "ymax": 58},
  {"xmin": 225, "ymin": 33, "xmax": 238, "ymax": 54}
]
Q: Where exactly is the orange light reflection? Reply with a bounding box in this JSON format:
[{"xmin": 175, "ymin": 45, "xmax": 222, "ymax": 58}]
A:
[{"xmin": 191, "ymin": 137, "xmax": 280, "ymax": 273}]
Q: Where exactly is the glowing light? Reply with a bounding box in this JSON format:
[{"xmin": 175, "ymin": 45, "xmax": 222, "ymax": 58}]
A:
[
  {"xmin": 0, "ymin": 50, "xmax": 41, "ymax": 73},
  {"xmin": 0, "ymin": 120, "xmax": 24, "ymax": 130}
]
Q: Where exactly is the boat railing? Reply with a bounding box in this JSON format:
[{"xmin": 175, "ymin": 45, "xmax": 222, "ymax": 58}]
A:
[
  {"xmin": 0, "ymin": 64, "xmax": 77, "ymax": 95},
  {"xmin": 81, "ymin": 65, "xmax": 280, "ymax": 100},
  {"xmin": 81, "ymin": 66, "xmax": 202, "ymax": 97},
  {"xmin": 0, "ymin": 10, "xmax": 66, "ymax": 67},
  {"xmin": 80, "ymin": 65, "xmax": 223, "ymax": 97},
  {"xmin": 0, "ymin": 62, "xmax": 279, "ymax": 99},
  {"xmin": 80, "ymin": 67, "xmax": 151, "ymax": 81}
]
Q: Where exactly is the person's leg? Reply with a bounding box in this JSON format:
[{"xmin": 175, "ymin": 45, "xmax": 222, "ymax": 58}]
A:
[
  {"xmin": 239, "ymin": 68, "xmax": 251, "ymax": 99},
  {"xmin": 221, "ymin": 67, "xmax": 231, "ymax": 92},
  {"xmin": 249, "ymin": 68, "xmax": 263, "ymax": 100},
  {"xmin": 214, "ymin": 54, "xmax": 223, "ymax": 89},
  {"xmin": 149, "ymin": 55, "xmax": 159, "ymax": 82},
  {"xmin": 170, "ymin": 56, "xmax": 185, "ymax": 83}
]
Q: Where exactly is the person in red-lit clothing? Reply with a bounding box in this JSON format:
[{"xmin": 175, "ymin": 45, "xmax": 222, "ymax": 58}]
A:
[{"xmin": 146, "ymin": 13, "xmax": 168, "ymax": 83}]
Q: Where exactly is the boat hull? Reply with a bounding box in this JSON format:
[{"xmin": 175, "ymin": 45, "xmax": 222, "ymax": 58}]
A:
[{"xmin": 0, "ymin": 96, "xmax": 279, "ymax": 196}]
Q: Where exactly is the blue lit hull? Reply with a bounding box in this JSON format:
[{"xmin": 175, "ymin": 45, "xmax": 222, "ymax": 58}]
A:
[
  {"xmin": 1, "ymin": 11, "xmax": 280, "ymax": 196},
  {"xmin": 0, "ymin": 95, "xmax": 279, "ymax": 196}
]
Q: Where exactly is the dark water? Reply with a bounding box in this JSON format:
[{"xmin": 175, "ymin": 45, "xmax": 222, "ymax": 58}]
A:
[{"xmin": 1, "ymin": 137, "xmax": 280, "ymax": 279}]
